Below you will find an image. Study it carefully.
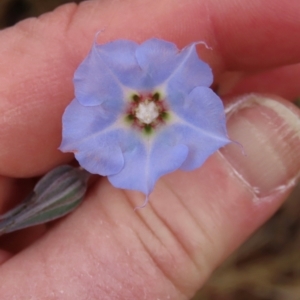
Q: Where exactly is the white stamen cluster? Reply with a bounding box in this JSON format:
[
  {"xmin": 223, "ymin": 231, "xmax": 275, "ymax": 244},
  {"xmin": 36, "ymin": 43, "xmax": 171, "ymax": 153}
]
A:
[{"xmin": 135, "ymin": 100, "xmax": 159, "ymax": 124}]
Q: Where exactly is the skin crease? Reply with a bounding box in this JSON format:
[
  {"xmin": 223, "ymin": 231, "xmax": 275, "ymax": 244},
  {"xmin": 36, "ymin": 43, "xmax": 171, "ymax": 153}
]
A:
[{"xmin": 0, "ymin": 0, "xmax": 299, "ymax": 299}]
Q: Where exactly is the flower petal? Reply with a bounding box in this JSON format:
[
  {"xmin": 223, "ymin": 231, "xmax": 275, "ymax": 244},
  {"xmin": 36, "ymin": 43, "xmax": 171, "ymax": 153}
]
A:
[
  {"xmin": 166, "ymin": 86, "xmax": 230, "ymax": 170},
  {"xmin": 135, "ymin": 38, "xmax": 180, "ymax": 86},
  {"xmin": 60, "ymin": 98, "xmax": 123, "ymax": 145},
  {"xmin": 108, "ymin": 132, "xmax": 188, "ymax": 195},
  {"xmin": 96, "ymin": 40, "xmax": 153, "ymax": 90},
  {"xmin": 160, "ymin": 122, "xmax": 230, "ymax": 171},
  {"xmin": 74, "ymin": 129, "xmax": 125, "ymax": 176},
  {"xmin": 60, "ymin": 99, "xmax": 124, "ymax": 176},
  {"xmin": 167, "ymin": 43, "xmax": 213, "ymax": 96},
  {"xmin": 135, "ymin": 39, "xmax": 213, "ymax": 90},
  {"xmin": 74, "ymin": 41, "xmax": 125, "ymax": 106},
  {"xmin": 169, "ymin": 86, "xmax": 228, "ymax": 136}
]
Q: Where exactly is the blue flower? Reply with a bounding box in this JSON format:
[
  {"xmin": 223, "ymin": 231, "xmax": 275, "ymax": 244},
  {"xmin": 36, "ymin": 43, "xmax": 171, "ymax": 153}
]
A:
[{"xmin": 60, "ymin": 38, "xmax": 230, "ymax": 202}]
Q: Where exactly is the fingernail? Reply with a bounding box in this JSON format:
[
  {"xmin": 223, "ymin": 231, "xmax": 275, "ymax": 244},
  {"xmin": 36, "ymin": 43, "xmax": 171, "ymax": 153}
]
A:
[{"xmin": 221, "ymin": 94, "xmax": 300, "ymax": 197}]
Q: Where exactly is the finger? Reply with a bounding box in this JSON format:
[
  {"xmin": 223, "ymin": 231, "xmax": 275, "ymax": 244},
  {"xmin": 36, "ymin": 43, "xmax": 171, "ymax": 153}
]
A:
[
  {"xmin": 0, "ymin": 176, "xmax": 14, "ymax": 212},
  {"xmin": 0, "ymin": 95, "xmax": 299, "ymax": 299},
  {"xmin": 0, "ymin": 249, "xmax": 11, "ymax": 264},
  {"xmin": 1, "ymin": 0, "xmax": 300, "ymax": 177},
  {"xmin": 0, "ymin": 177, "xmax": 37, "ymax": 213},
  {"xmin": 209, "ymin": 0, "xmax": 300, "ymax": 70},
  {"xmin": 218, "ymin": 63, "xmax": 300, "ymax": 100},
  {"xmin": 0, "ymin": 225, "xmax": 46, "ymax": 255}
]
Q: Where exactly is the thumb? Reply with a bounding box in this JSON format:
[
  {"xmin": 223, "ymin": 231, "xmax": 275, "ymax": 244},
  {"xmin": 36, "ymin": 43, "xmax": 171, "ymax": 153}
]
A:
[{"xmin": 0, "ymin": 95, "xmax": 299, "ymax": 299}]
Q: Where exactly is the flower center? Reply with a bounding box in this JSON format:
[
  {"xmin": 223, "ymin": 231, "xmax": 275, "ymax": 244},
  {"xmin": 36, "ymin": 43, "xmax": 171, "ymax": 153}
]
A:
[
  {"xmin": 124, "ymin": 92, "xmax": 169, "ymax": 135},
  {"xmin": 135, "ymin": 100, "xmax": 159, "ymax": 124}
]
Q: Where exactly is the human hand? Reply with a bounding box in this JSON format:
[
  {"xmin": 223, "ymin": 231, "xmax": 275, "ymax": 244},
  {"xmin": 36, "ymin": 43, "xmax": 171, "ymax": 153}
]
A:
[{"xmin": 0, "ymin": 0, "xmax": 299, "ymax": 299}]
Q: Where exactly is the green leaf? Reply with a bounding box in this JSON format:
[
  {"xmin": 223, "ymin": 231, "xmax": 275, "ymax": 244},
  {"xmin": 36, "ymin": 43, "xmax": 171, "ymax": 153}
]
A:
[{"xmin": 0, "ymin": 165, "xmax": 90, "ymax": 235}]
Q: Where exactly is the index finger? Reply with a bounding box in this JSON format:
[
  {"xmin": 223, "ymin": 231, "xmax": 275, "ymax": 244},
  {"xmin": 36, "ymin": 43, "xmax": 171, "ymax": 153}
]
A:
[{"xmin": 0, "ymin": 0, "xmax": 299, "ymax": 177}]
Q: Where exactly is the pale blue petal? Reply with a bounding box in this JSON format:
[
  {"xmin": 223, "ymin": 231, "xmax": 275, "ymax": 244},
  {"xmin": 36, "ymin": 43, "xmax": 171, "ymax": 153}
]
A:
[
  {"xmin": 167, "ymin": 43, "xmax": 213, "ymax": 100},
  {"xmin": 60, "ymin": 98, "xmax": 123, "ymax": 146},
  {"xmin": 135, "ymin": 39, "xmax": 212, "ymax": 90},
  {"xmin": 161, "ymin": 123, "xmax": 230, "ymax": 171},
  {"xmin": 107, "ymin": 133, "xmax": 148, "ymax": 193},
  {"xmin": 74, "ymin": 129, "xmax": 125, "ymax": 176},
  {"xmin": 108, "ymin": 132, "xmax": 188, "ymax": 195},
  {"xmin": 74, "ymin": 42, "xmax": 124, "ymax": 106},
  {"xmin": 169, "ymin": 86, "xmax": 228, "ymax": 136},
  {"xmin": 135, "ymin": 38, "xmax": 179, "ymax": 86},
  {"xmin": 167, "ymin": 86, "xmax": 230, "ymax": 170},
  {"xmin": 149, "ymin": 133, "xmax": 189, "ymax": 188},
  {"xmin": 96, "ymin": 40, "xmax": 153, "ymax": 91},
  {"xmin": 60, "ymin": 99, "xmax": 125, "ymax": 176}
]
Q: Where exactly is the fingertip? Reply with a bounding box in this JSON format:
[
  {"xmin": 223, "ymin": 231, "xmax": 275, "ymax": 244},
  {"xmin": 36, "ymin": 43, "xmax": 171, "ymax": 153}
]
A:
[{"xmin": 0, "ymin": 249, "xmax": 12, "ymax": 264}]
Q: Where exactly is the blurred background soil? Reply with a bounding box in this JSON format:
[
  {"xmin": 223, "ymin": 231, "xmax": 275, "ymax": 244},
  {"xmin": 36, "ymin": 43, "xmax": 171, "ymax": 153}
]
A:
[
  {"xmin": 0, "ymin": 0, "xmax": 81, "ymax": 28},
  {"xmin": 1, "ymin": 1, "xmax": 299, "ymax": 299}
]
